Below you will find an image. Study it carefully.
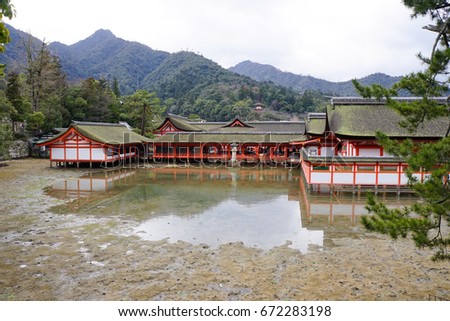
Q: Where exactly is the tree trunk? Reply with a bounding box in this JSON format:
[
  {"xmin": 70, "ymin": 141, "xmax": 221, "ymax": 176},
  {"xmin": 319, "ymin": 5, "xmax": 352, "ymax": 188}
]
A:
[{"xmin": 140, "ymin": 103, "xmax": 147, "ymax": 136}]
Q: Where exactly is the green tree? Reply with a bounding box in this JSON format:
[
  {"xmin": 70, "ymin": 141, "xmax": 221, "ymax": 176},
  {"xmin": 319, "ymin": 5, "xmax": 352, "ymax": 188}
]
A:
[
  {"xmin": 0, "ymin": 0, "xmax": 14, "ymax": 159},
  {"xmin": 123, "ymin": 90, "xmax": 162, "ymax": 136},
  {"xmin": 0, "ymin": 0, "xmax": 14, "ymax": 75},
  {"xmin": 24, "ymin": 40, "xmax": 63, "ymax": 112},
  {"xmin": 232, "ymin": 98, "xmax": 252, "ymax": 119},
  {"xmin": 0, "ymin": 122, "xmax": 13, "ymax": 159},
  {"xmin": 354, "ymin": 1, "xmax": 450, "ymax": 261},
  {"xmin": 25, "ymin": 111, "xmax": 45, "ymax": 133},
  {"xmin": 62, "ymin": 86, "xmax": 88, "ymax": 123},
  {"xmin": 79, "ymin": 78, "xmax": 113, "ymax": 122},
  {"xmin": 22, "ymin": 38, "xmax": 67, "ymax": 132},
  {"xmin": 5, "ymin": 72, "xmax": 30, "ymax": 131},
  {"xmin": 0, "ymin": 88, "xmax": 12, "ymax": 111},
  {"xmin": 62, "ymin": 78, "xmax": 122, "ymax": 124},
  {"xmin": 111, "ymin": 77, "xmax": 121, "ymax": 98}
]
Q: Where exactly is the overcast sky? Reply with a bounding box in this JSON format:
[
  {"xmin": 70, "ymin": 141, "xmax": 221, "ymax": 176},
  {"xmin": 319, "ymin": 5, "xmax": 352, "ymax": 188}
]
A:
[{"xmin": 6, "ymin": 0, "xmax": 435, "ymax": 81}]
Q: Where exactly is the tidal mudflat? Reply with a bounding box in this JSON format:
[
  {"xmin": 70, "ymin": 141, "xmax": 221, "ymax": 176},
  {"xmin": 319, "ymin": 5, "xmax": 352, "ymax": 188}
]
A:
[{"xmin": 0, "ymin": 159, "xmax": 448, "ymax": 300}]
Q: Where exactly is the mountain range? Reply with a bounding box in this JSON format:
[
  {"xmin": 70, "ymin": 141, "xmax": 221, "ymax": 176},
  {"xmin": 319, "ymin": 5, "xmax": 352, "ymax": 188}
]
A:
[
  {"xmin": 1, "ymin": 24, "xmax": 400, "ymax": 97},
  {"xmin": 230, "ymin": 61, "xmax": 401, "ymax": 96}
]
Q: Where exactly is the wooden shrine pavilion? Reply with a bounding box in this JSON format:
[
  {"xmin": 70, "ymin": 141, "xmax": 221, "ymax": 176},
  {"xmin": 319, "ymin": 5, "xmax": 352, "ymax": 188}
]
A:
[
  {"xmin": 151, "ymin": 114, "xmax": 308, "ymax": 164},
  {"xmin": 37, "ymin": 97, "xmax": 448, "ymax": 192},
  {"xmin": 38, "ymin": 121, "xmax": 151, "ymax": 167},
  {"xmin": 300, "ymin": 97, "xmax": 449, "ymax": 192}
]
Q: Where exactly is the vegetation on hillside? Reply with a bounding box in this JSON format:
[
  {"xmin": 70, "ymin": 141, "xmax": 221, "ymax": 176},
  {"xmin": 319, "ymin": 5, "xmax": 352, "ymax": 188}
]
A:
[
  {"xmin": 230, "ymin": 60, "xmax": 402, "ymax": 96},
  {"xmin": 144, "ymin": 51, "xmax": 326, "ymax": 121},
  {"xmin": 0, "ymin": 24, "xmax": 329, "ymax": 144},
  {"xmin": 0, "ymin": 24, "xmax": 328, "ymax": 116}
]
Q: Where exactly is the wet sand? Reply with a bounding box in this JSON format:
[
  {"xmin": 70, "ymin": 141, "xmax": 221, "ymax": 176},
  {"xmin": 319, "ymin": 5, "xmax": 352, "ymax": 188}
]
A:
[{"xmin": 0, "ymin": 158, "xmax": 448, "ymax": 300}]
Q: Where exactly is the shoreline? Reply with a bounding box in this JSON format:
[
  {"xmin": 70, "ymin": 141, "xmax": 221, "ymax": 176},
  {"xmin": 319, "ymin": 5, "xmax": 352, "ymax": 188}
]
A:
[{"xmin": 0, "ymin": 158, "xmax": 448, "ymax": 300}]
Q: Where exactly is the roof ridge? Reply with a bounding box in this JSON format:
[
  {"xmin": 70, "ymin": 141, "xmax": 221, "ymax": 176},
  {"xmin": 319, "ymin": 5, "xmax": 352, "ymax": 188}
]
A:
[
  {"xmin": 331, "ymin": 96, "xmax": 448, "ymax": 106},
  {"xmin": 72, "ymin": 121, "xmax": 127, "ymax": 127},
  {"xmin": 248, "ymin": 120, "xmax": 306, "ymax": 123},
  {"xmin": 167, "ymin": 113, "xmax": 189, "ymax": 120},
  {"xmin": 161, "ymin": 131, "xmax": 304, "ymax": 135}
]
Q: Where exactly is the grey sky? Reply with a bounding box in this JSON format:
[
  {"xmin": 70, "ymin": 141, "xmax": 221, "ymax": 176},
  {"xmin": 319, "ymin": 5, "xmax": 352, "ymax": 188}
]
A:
[{"xmin": 7, "ymin": 0, "xmax": 434, "ymax": 81}]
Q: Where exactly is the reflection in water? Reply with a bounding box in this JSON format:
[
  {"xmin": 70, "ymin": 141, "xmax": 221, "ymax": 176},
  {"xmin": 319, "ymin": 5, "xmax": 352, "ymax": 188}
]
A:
[
  {"xmin": 49, "ymin": 169, "xmax": 136, "ymax": 198},
  {"xmin": 48, "ymin": 169, "xmax": 137, "ymax": 212},
  {"xmin": 136, "ymin": 195, "xmax": 323, "ymax": 252},
  {"xmin": 296, "ymin": 178, "xmax": 417, "ymax": 225},
  {"xmin": 46, "ymin": 166, "xmax": 417, "ymax": 252}
]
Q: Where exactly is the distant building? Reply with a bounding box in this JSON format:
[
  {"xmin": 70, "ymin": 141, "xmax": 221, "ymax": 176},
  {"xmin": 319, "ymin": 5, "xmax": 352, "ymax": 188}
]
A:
[
  {"xmin": 254, "ymin": 102, "xmax": 265, "ymax": 111},
  {"xmin": 31, "ymin": 128, "xmax": 66, "ymax": 158}
]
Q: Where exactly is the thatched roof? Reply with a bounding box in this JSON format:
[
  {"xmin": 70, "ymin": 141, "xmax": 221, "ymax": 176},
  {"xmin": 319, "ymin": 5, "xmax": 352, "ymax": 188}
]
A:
[
  {"xmin": 327, "ymin": 101, "xmax": 448, "ymax": 138},
  {"xmin": 248, "ymin": 121, "xmax": 305, "ymax": 133},
  {"xmin": 305, "ymin": 113, "xmax": 326, "ymax": 136},
  {"xmin": 39, "ymin": 122, "xmax": 151, "ymax": 146},
  {"xmin": 156, "ymin": 114, "xmax": 204, "ymax": 132},
  {"xmin": 155, "ymin": 114, "xmax": 306, "ymax": 136}
]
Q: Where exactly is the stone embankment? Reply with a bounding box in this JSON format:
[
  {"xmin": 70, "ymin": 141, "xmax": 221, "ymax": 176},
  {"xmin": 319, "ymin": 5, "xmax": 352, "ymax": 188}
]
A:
[{"xmin": 1, "ymin": 140, "xmax": 30, "ymax": 161}]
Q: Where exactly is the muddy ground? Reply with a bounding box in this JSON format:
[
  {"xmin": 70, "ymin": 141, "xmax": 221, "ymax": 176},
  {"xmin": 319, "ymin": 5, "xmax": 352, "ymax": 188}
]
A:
[{"xmin": 0, "ymin": 158, "xmax": 448, "ymax": 301}]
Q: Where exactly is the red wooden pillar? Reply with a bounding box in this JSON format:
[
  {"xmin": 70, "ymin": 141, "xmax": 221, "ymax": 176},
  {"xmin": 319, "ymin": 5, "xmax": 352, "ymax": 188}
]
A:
[
  {"xmin": 64, "ymin": 140, "xmax": 67, "ymax": 163},
  {"xmin": 375, "ymin": 162, "xmax": 379, "ymax": 187},
  {"xmin": 330, "ymin": 164, "xmax": 334, "ymax": 185},
  {"xmin": 308, "ymin": 164, "xmax": 312, "ymax": 183},
  {"xmin": 76, "ymin": 135, "xmax": 79, "ymax": 162},
  {"xmin": 89, "ymin": 141, "xmax": 93, "ymax": 162}
]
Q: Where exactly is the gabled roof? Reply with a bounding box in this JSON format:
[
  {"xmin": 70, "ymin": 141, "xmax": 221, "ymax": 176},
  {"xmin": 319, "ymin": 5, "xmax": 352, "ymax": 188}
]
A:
[
  {"xmin": 221, "ymin": 117, "xmax": 254, "ymax": 128},
  {"xmin": 154, "ymin": 114, "xmax": 306, "ymax": 135},
  {"xmin": 327, "ymin": 102, "xmax": 448, "ymax": 138},
  {"xmin": 38, "ymin": 121, "xmax": 151, "ymax": 146},
  {"xmin": 156, "ymin": 114, "xmax": 204, "ymax": 132}
]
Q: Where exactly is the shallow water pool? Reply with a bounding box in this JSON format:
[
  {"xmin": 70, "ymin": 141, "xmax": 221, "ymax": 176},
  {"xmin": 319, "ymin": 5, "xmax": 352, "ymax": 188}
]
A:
[{"xmin": 47, "ymin": 166, "xmax": 415, "ymax": 252}]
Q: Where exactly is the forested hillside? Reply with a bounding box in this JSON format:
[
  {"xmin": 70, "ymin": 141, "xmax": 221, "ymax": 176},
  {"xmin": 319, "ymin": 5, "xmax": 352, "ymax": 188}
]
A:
[
  {"xmin": 141, "ymin": 51, "xmax": 325, "ymax": 121},
  {"xmin": 0, "ymin": 24, "xmax": 327, "ymax": 124},
  {"xmin": 49, "ymin": 29, "xmax": 170, "ymax": 94},
  {"xmin": 230, "ymin": 61, "xmax": 402, "ymax": 96}
]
